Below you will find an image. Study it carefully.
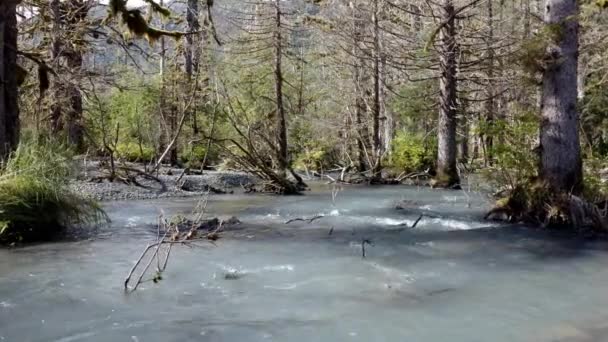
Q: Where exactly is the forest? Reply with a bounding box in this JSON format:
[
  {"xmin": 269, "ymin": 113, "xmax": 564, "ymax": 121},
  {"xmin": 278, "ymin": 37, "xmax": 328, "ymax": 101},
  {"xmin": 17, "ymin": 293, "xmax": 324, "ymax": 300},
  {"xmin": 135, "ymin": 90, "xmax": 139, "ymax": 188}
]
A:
[
  {"xmin": 1, "ymin": 0, "xmax": 607, "ymax": 240},
  {"xmin": 3, "ymin": 1, "xmax": 608, "ymax": 340}
]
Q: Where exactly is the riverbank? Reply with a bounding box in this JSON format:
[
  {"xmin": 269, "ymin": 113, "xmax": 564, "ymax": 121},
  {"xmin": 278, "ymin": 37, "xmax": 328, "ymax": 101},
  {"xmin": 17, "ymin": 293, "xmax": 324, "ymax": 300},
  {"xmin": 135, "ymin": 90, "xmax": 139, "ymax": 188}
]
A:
[{"xmin": 70, "ymin": 161, "xmax": 258, "ymax": 201}]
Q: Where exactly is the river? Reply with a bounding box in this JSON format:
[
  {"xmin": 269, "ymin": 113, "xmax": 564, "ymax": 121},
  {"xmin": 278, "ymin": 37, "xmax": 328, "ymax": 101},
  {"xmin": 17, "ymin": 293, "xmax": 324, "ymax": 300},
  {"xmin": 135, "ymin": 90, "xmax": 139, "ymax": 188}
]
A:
[{"xmin": 2, "ymin": 184, "xmax": 608, "ymax": 341}]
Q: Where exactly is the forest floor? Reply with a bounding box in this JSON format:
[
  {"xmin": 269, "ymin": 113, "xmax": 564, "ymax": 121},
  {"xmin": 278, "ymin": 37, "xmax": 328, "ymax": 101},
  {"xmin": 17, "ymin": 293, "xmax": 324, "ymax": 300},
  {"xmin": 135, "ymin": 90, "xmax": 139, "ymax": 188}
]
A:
[{"xmin": 69, "ymin": 161, "xmax": 258, "ymax": 201}]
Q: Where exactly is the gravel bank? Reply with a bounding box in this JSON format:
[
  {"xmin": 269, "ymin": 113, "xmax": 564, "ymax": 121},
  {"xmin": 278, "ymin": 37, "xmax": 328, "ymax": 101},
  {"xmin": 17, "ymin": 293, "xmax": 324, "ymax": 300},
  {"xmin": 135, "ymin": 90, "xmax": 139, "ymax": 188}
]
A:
[{"xmin": 71, "ymin": 170, "xmax": 257, "ymax": 201}]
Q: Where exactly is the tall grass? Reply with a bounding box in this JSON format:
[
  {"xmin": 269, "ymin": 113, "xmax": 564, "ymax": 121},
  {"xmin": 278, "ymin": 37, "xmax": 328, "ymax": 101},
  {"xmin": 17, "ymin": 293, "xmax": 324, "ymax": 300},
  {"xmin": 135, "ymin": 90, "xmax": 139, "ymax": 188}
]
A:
[{"xmin": 0, "ymin": 141, "xmax": 107, "ymax": 243}]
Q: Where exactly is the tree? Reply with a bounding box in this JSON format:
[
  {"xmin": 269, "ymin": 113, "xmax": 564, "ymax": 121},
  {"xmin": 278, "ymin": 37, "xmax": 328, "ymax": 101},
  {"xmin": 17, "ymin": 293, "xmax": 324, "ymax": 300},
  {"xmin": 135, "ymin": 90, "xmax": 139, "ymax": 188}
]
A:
[
  {"xmin": 49, "ymin": 0, "xmax": 89, "ymax": 151},
  {"xmin": 0, "ymin": 0, "xmax": 19, "ymax": 160},
  {"xmin": 538, "ymin": 0, "xmax": 582, "ymax": 193},
  {"xmin": 435, "ymin": 0, "xmax": 460, "ymax": 188}
]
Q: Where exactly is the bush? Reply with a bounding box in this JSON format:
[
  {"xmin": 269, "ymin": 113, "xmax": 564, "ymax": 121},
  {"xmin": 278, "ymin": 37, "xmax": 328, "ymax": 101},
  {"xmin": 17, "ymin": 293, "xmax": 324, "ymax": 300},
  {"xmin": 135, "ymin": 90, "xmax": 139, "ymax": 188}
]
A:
[
  {"xmin": 116, "ymin": 142, "xmax": 155, "ymax": 162},
  {"xmin": 293, "ymin": 146, "xmax": 339, "ymax": 172},
  {"xmin": 387, "ymin": 131, "xmax": 436, "ymax": 173},
  {"xmin": 0, "ymin": 141, "xmax": 107, "ymax": 243},
  {"xmin": 481, "ymin": 110, "xmax": 539, "ymax": 190},
  {"xmin": 179, "ymin": 144, "xmax": 218, "ymax": 168}
]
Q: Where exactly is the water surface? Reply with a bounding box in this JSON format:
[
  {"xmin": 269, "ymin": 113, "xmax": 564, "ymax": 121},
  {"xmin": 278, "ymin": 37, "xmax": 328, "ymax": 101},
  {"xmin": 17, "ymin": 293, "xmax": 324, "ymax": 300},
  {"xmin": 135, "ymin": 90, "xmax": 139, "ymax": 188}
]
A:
[{"xmin": 2, "ymin": 184, "xmax": 608, "ymax": 342}]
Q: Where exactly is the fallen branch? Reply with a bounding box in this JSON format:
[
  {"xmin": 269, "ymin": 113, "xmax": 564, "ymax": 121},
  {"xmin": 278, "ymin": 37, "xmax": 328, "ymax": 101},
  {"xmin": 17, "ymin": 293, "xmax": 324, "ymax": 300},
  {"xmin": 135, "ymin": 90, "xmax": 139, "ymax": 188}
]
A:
[
  {"xmin": 124, "ymin": 196, "xmax": 227, "ymax": 293},
  {"xmin": 411, "ymin": 214, "xmax": 424, "ymax": 228},
  {"xmin": 285, "ymin": 215, "xmax": 324, "ymax": 224},
  {"xmin": 361, "ymin": 239, "xmax": 373, "ymax": 258}
]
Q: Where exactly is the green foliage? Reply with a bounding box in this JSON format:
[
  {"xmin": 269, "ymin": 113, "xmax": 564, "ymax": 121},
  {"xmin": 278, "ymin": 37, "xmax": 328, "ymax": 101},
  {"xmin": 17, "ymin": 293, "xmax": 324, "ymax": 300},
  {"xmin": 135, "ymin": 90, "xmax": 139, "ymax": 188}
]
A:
[
  {"xmin": 116, "ymin": 142, "xmax": 155, "ymax": 162},
  {"xmin": 0, "ymin": 141, "xmax": 106, "ymax": 243},
  {"xmin": 179, "ymin": 144, "xmax": 217, "ymax": 168},
  {"xmin": 581, "ymin": 75, "xmax": 608, "ymax": 156},
  {"xmin": 86, "ymin": 75, "xmax": 160, "ymax": 161},
  {"xmin": 481, "ymin": 110, "xmax": 539, "ymax": 189},
  {"xmin": 294, "ymin": 147, "xmax": 336, "ymax": 171},
  {"xmin": 390, "ymin": 81, "xmax": 437, "ymax": 130},
  {"xmin": 387, "ymin": 131, "xmax": 436, "ymax": 173}
]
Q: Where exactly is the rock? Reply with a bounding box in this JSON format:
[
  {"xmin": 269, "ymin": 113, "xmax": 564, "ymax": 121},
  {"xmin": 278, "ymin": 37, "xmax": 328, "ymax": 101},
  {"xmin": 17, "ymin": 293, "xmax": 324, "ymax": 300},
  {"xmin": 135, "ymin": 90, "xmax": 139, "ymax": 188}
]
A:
[{"xmin": 224, "ymin": 271, "xmax": 244, "ymax": 280}]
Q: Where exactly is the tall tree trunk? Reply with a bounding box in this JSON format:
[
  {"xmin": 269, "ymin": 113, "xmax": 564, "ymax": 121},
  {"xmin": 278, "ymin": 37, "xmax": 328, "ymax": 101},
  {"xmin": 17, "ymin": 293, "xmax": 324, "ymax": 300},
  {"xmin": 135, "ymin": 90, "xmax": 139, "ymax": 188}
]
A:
[
  {"xmin": 158, "ymin": 0, "xmax": 168, "ymax": 165},
  {"xmin": 539, "ymin": 0, "xmax": 582, "ymax": 193},
  {"xmin": 185, "ymin": 0, "xmax": 200, "ymax": 134},
  {"xmin": 274, "ymin": 0, "xmax": 288, "ymax": 178},
  {"xmin": 371, "ymin": 0, "xmax": 382, "ymax": 181},
  {"xmin": 435, "ymin": 0, "xmax": 460, "ymax": 187},
  {"xmin": 352, "ymin": 2, "xmax": 367, "ymax": 173},
  {"xmin": 484, "ymin": 0, "xmax": 495, "ymax": 165},
  {"xmin": 49, "ymin": 0, "xmax": 62, "ymax": 133},
  {"xmin": 459, "ymin": 99, "xmax": 469, "ymax": 164},
  {"xmin": 49, "ymin": 0, "xmax": 86, "ymax": 151},
  {"xmin": 0, "ymin": 0, "xmax": 19, "ymax": 160},
  {"xmin": 185, "ymin": 0, "xmax": 199, "ymax": 78},
  {"xmin": 66, "ymin": 51, "xmax": 84, "ymax": 151}
]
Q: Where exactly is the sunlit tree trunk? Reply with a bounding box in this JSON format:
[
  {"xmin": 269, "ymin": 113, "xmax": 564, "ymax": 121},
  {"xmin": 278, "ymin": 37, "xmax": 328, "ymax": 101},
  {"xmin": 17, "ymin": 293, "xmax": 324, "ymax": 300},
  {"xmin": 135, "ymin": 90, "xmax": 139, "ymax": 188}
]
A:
[
  {"xmin": 0, "ymin": 0, "xmax": 19, "ymax": 160},
  {"xmin": 435, "ymin": 0, "xmax": 460, "ymax": 187},
  {"xmin": 539, "ymin": 0, "xmax": 582, "ymax": 193}
]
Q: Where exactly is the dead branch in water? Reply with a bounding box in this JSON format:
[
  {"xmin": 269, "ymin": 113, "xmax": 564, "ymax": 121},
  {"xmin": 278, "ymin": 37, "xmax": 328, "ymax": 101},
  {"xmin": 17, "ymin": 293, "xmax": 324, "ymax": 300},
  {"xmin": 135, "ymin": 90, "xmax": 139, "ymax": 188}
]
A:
[
  {"xmin": 285, "ymin": 215, "xmax": 324, "ymax": 224},
  {"xmin": 411, "ymin": 214, "xmax": 424, "ymax": 228},
  {"xmin": 361, "ymin": 239, "xmax": 373, "ymax": 258},
  {"xmin": 124, "ymin": 195, "xmax": 225, "ymax": 293}
]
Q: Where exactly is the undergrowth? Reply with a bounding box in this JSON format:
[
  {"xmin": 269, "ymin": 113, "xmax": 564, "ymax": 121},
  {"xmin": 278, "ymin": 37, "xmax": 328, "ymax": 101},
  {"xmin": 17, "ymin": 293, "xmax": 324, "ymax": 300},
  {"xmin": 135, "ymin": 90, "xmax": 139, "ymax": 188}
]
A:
[{"xmin": 0, "ymin": 141, "xmax": 107, "ymax": 243}]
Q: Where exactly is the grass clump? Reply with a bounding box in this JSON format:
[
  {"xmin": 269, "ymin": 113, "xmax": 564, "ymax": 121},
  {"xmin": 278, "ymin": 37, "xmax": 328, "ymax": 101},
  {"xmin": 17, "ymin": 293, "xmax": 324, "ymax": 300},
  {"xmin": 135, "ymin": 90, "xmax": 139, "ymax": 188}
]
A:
[{"xmin": 0, "ymin": 141, "xmax": 107, "ymax": 243}]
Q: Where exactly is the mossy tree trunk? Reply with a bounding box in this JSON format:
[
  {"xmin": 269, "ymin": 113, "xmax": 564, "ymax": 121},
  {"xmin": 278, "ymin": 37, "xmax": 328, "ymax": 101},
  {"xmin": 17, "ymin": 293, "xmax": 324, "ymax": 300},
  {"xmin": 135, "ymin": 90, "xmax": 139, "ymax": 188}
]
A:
[
  {"xmin": 0, "ymin": 0, "xmax": 19, "ymax": 161},
  {"xmin": 49, "ymin": 0, "xmax": 86, "ymax": 151},
  {"xmin": 435, "ymin": 0, "xmax": 460, "ymax": 188},
  {"xmin": 539, "ymin": 0, "xmax": 582, "ymax": 193}
]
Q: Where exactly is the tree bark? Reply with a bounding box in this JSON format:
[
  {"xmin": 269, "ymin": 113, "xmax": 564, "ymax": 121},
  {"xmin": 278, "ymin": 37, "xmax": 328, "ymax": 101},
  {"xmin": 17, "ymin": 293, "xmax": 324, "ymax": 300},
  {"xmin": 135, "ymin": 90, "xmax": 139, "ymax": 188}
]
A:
[
  {"xmin": 352, "ymin": 2, "xmax": 367, "ymax": 173},
  {"xmin": 484, "ymin": 0, "xmax": 495, "ymax": 166},
  {"xmin": 49, "ymin": 0, "xmax": 86, "ymax": 151},
  {"xmin": 370, "ymin": 0, "xmax": 382, "ymax": 181},
  {"xmin": 274, "ymin": 0, "xmax": 288, "ymax": 178},
  {"xmin": 435, "ymin": 0, "xmax": 460, "ymax": 187},
  {"xmin": 185, "ymin": 0, "xmax": 200, "ymax": 78},
  {"xmin": 0, "ymin": 0, "xmax": 19, "ymax": 160},
  {"xmin": 539, "ymin": 0, "xmax": 582, "ymax": 193}
]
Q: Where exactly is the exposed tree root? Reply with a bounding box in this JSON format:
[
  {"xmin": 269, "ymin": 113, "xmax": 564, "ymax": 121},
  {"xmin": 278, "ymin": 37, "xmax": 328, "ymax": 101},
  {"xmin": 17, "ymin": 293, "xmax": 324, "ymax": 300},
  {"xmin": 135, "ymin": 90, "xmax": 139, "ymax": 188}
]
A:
[{"xmin": 486, "ymin": 181, "xmax": 608, "ymax": 233}]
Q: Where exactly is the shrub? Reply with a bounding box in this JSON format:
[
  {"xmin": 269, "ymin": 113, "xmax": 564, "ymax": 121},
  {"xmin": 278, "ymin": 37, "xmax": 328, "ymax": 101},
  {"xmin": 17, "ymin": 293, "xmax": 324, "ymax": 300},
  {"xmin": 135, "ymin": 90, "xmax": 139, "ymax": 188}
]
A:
[
  {"xmin": 481, "ymin": 110, "xmax": 539, "ymax": 190},
  {"xmin": 387, "ymin": 131, "xmax": 436, "ymax": 173},
  {"xmin": 179, "ymin": 144, "xmax": 218, "ymax": 168},
  {"xmin": 0, "ymin": 141, "xmax": 107, "ymax": 243},
  {"xmin": 116, "ymin": 142, "xmax": 155, "ymax": 162},
  {"xmin": 293, "ymin": 146, "xmax": 339, "ymax": 172}
]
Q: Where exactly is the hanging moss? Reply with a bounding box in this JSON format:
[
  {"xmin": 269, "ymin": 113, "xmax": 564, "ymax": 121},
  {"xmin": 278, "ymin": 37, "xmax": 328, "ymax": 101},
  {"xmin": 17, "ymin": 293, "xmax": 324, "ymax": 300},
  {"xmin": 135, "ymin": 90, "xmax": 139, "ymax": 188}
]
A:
[
  {"xmin": 517, "ymin": 23, "xmax": 564, "ymax": 78},
  {"xmin": 106, "ymin": 0, "xmax": 183, "ymax": 44}
]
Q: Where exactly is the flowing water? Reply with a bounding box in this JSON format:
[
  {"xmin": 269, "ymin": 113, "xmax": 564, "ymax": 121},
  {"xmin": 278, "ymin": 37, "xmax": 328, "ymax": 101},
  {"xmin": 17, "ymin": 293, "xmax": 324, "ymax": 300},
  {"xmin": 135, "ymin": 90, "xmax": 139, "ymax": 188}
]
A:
[{"xmin": 2, "ymin": 184, "xmax": 608, "ymax": 342}]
